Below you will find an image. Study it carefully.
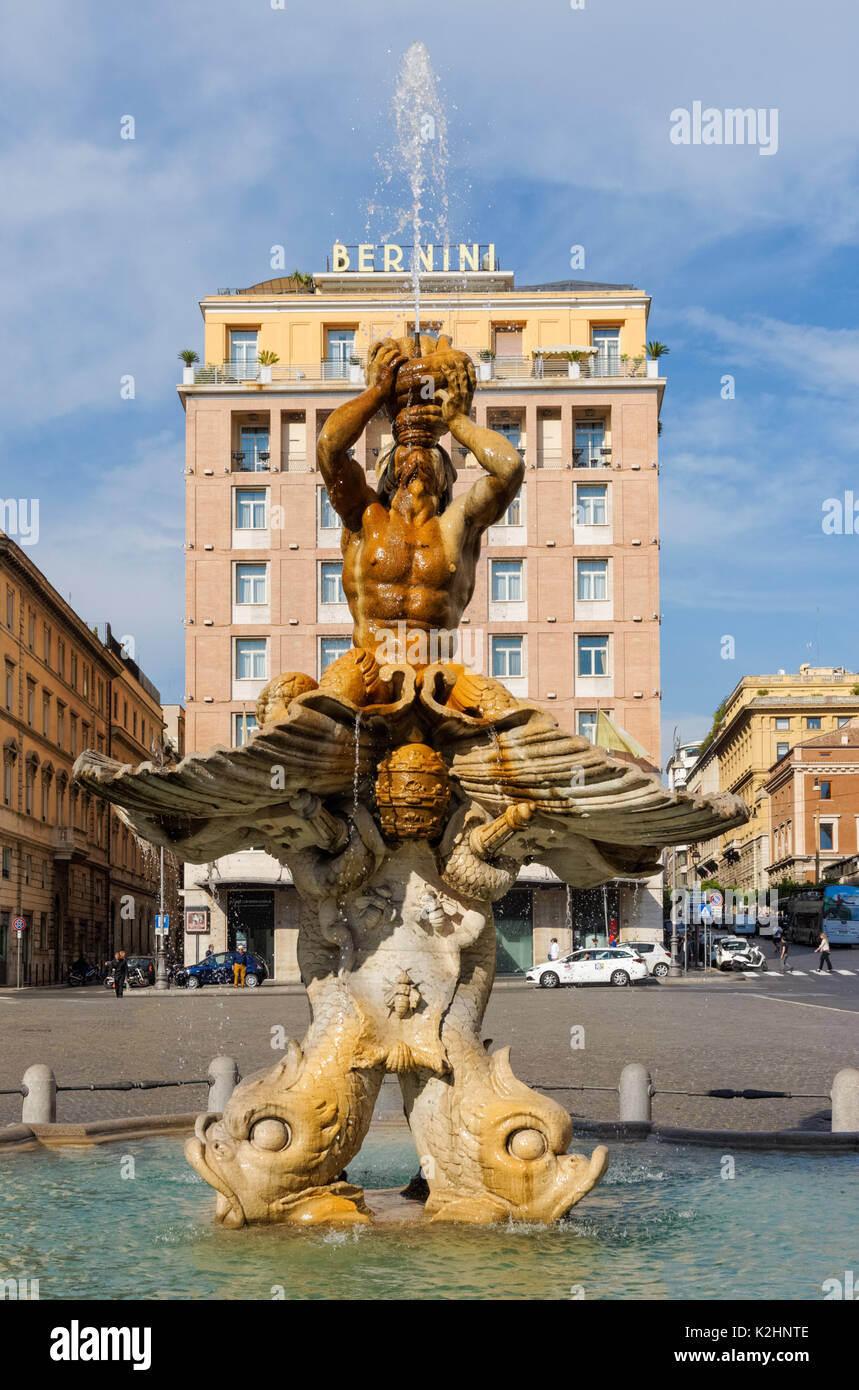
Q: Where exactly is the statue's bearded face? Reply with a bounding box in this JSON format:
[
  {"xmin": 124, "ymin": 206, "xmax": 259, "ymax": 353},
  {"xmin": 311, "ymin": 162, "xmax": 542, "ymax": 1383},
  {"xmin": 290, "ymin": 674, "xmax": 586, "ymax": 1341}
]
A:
[{"xmin": 393, "ymin": 445, "xmax": 444, "ymax": 493}]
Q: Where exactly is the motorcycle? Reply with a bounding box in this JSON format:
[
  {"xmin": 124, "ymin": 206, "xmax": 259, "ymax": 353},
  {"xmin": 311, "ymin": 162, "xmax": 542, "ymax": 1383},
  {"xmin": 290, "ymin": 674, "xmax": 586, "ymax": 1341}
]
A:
[
  {"xmin": 729, "ymin": 942, "xmax": 768, "ymax": 972},
  {"xmin": 67, "ymin": 964, "xmax": 100, "ymax": 987}
]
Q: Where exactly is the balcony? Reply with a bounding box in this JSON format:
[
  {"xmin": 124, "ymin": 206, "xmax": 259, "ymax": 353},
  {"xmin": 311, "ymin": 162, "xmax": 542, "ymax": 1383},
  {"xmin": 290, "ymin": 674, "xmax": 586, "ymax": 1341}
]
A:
[
  {"xmin": 180, "ymin": 356, "xmax": 661, "ymax": 389},
  {"xmin": 51, "ymin": 825, "xmax": 87, "ymax": 860}
]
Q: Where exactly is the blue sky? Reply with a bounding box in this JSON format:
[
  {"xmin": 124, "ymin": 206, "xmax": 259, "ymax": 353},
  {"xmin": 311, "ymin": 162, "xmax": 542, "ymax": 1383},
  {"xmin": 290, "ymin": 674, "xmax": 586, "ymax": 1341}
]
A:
[{"xmin": 2, "ymin": 0, "xmax": 857, "ymax": 764}]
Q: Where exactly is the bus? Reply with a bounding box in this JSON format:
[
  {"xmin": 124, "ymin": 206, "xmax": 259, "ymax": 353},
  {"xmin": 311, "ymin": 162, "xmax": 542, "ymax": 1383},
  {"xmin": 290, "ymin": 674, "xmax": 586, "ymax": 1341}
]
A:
[{"xmin": 785, "ymin": 885, "xmax": 859, "ymax": 947}]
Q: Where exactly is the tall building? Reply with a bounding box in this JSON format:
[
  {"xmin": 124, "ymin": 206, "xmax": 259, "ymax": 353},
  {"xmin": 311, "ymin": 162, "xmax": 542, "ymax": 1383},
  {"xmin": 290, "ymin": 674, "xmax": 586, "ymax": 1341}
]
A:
[
  {"xmin": 766, "ymin": 721, "xmax": 859, "ymax": 884},
  {"xmin": 180, "ymin": 244, "xmax": 665, "ymax": 976},
  {"xmin": 1, "ymin": 535, "xmax": 175, "ymax": 984},
  {"xmin": 664, "ymin": 740, "xmax": 702, "ymax": 894},
  {"xmin": 687, "ymin": 666, "xmax": 859, "ymax": 891}
]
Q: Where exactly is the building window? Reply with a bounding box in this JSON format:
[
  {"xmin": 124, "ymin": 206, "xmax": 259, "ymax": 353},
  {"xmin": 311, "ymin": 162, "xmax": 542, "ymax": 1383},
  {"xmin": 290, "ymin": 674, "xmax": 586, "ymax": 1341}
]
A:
[
  {"xmin": 496, "ymin": 492, "xmax": 522, "ymax": 527},
  {"xmin": 319, "ymin": 637, "xmax": 351, "ymax": 674},
  {"xmin": 492, "ymin": 419, "xmax": 522, "ymax": 452},
  {"xmin": 5, "ymin": 587, "xmax": 14, "ymax": 629},
  {"xmin": 57, "ymin": 703, "xmax": 65, "ymax": 749},
  {"xmin": 1, "ymin": 847, "xmax": 11, "ymax": 878},
  {"xmin": 577, "ymin": 559, "xmax": 608, "ymax": 601},
  {"xmin": 775, "ymin": 717, "xmax": 790, "ymax": 730},
  {"xmin": 325, "ymin": 329, "xmax": 356, "ymax": 374},
  {"xmin": 43, "ymin": 626, "xmax": 51, "ymax": 664},
  {"xmin": 837, "ymin": 716, "xmax": 851, "ymax": 727},
  {"xmin": 4, "ymin": 662, "xmax": 13, "ymax": 712},
  {"xmin": 320, "ymin": 562, "xmax": 345, "ymax": 606},
  {"xmin": 819, "ymin": 780, "xmax": 831, "ymax": 800},
  {"xmin": 71, "ymin": 653, "xmax": 78, "ymax": 689},
  {"xmin": 573, "ymin": 419, "xmax": 606, "ymax": 466},
  {"xmin": 319, "ymin": 489, "xmax": 340, "ymax": 530},
  {"xmin": 27, "ymin": 610, "xmax": 36, "ymax": 649},
  {"xmin": 132, "ymin": 710, "xmax": 137, "ymax": 738},
  {"xmin": 491, "ymin": 636, "xmax": 523, "ymax": 680},
  {"xmin": 577, "ymin": 711, "xmax": 598, "ymax": 742},
  {"xmin": 577, "ymin": 635, "xmax": 609, "ymax": 677},
  {"xmin": 238, "ymin": 426, "xmax": 270, "ymax": 472},
  {"xmin": 235, "ymin": 489, "xmax": 267, "ymax": 529},
  {"xmin": 591, "ymin": 327, "xmax": 620, "ymax": 375},
  {"xmin": 236, "ymin": 564, "xmax": 267, "ymax": 605},
  {"xmin": 806, "ymin": 717, "xmax": 821, "ymax": 730},
  {"xmin": 229, "ymin": 331, "xmax": 258, "ymax": 373},
  {"xmin": 234, "ymin": 713, "xmax": 259, "ymax": 745},
  {"xmin": 490, "ymin": 560, "xmax": 523, "ymax": 602},
  {"xmin": 25, "ymin": 760, "xmax": 36, "ymax": 815},
  {"xmin": 70, "ymin": 712, "xmax": 78, "ymax": 755},
  {"xmin": 3, "ymin": 757, "xmax": 13, "ymax": 807},
  {"xmin": 819, "ymin": 821, "xmax": 835, "ymax": 852},
  {"xmin": 776, "ymin": 741, "xmax": 789, "ymax": 759},
  {"xmin": 26, "ymin": 679, "xmax": 35, "ymax": 725},
  {"xmin": 82, "ymin": 665, "xmax": 89, "ymax": 699},
  {"xmin": 57, "ymin": 639, "xmax": 65, "ymax": 679},
  {"xmin": 235, "ymin": 639, "xmax": 267, "ymax": 681},
  {"xmin": 42, "ymin": 692, "xmax": 50, "ymax": 736},
  {"xmin": 576, "ymin": 485, "xmax": 607, "ymax": 526}
]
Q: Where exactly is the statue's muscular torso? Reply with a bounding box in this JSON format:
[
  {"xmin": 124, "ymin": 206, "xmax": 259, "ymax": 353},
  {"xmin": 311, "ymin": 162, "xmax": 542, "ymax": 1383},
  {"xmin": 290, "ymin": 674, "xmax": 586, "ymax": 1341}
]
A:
[{"xmin": 342, "ymin": 500, "xmax": 480, "ymax": 653}]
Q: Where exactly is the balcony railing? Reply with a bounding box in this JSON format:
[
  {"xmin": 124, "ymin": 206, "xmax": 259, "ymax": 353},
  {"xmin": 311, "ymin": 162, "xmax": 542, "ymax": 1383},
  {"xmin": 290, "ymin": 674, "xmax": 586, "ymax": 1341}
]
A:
[{"xmin": 183, "ymin": 356, "xmax": 656, "ymax": 387}]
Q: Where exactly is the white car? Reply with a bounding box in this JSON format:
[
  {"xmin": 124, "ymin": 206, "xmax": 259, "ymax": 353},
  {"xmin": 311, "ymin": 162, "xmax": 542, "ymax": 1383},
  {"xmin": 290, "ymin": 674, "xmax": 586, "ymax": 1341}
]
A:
[
  {"xmin": 714, "ymin": 936, "xmax": 752, "ymax": 971},
  {"xmin": 525, "ymin": 947, "xmax": 649, "ymax": 989},
  {"xmin": 624, "ymin": 940, "xmax": 672, "ymax": 978}
]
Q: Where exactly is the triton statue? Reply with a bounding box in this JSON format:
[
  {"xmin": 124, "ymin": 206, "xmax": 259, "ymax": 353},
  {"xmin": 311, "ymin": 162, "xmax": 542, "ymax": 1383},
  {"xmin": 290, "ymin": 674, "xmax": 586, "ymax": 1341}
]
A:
[{"xmin": 76, "ymin": 336, "xmax": 747, "ymax": 1228}]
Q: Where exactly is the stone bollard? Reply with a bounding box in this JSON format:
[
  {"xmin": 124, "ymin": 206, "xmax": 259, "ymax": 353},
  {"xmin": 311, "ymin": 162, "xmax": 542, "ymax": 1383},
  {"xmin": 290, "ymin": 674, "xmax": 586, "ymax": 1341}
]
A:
[
  {"xmin": 21, "ymin": 1065, "xmax": 57, "ymax": 1124},
  {"xmin": 831, "ymin": 1067, "xmax": 859, "ymax": 1133},
  {"xmin": 618, "ymin": 1063, "xmax": 652, "ymax": 1123},
  {"xmin": 208, "ymin": 1056, "xmax": 239, "ymax": 1114}
]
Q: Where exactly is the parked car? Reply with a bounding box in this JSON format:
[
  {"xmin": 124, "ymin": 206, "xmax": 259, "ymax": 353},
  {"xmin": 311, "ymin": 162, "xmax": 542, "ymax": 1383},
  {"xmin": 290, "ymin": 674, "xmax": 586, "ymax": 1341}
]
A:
[
  {"xmin": 525, "ymin": 947, "xmax": 649, "ymax": 989},
  {"xmin": 181, "ymin": 950, "xmax": 269, "ymax": 989},
  {"xmin": 624, "ymin": 940, "xmax": 671, "ymax": 978},
  {"xmin": 714, "ymin": 936, "xmax": 753, "ymax": 971}
]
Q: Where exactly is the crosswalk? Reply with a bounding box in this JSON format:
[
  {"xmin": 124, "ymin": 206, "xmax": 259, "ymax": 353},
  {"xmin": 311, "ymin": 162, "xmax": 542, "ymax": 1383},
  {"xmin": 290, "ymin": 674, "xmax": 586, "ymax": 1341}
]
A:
[{"xmin": 740, "ymin": 968, "xmax": 857, "ymax": 979}]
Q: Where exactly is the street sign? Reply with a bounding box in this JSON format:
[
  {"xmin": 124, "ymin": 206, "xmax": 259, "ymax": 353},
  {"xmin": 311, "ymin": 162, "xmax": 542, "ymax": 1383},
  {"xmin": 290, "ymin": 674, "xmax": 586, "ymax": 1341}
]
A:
[
  {"xmin": 708, "ymin": 891, "xmax": 723, "ymax": 907},
  {"xmin": 155, "ymin": 913, "xmax": 169, "ymax": 931},
  {"xmin": 12, "ymin": 917, "xmax": 26, "ymax": 933}
]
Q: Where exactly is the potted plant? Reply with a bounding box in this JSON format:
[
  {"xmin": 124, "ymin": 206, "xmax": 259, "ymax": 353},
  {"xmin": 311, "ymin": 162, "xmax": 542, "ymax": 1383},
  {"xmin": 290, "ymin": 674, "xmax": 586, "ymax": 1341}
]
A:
[
  {"xmin": 178, "ymin": 349, "xmax": 199, "ymax": 385},
  {"xmin": 477, "ymin": 348, "xmax": 496, "ymax": 381},
  {"xmin": 257, "ymin": 349, "xmax": 279, "ymax": 384},
  {"xmin": 562, "ymin": 349, "xmax": 587, "ymax": 379},
  {"xmin": 348, "ymin": 352, "xmax": 364, "ymax": 384},
  {"xmin": 646, "ymin": 341, "xmax": 670, "ymax": 378}
]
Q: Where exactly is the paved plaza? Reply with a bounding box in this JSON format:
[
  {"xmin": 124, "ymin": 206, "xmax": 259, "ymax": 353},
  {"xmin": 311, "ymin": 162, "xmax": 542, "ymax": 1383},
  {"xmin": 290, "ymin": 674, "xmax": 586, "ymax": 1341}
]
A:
[{"xmin": 2, "ymin": 942, "xmax": 857, "ymax": 1133}]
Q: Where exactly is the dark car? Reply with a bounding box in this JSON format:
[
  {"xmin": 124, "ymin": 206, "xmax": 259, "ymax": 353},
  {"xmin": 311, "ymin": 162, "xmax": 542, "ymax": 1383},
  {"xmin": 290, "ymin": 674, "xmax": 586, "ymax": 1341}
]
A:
[{"xmin": 181, "ymin": 950, "xmax": 268, "ymax": 989}]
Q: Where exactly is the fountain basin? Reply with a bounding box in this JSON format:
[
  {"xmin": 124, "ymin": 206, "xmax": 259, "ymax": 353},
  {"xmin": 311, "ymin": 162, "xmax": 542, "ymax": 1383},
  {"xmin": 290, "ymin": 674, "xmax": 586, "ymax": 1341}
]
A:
[{"xmin": 1, "ymin": 1134, "xmax": 855, "ymax": 1299}]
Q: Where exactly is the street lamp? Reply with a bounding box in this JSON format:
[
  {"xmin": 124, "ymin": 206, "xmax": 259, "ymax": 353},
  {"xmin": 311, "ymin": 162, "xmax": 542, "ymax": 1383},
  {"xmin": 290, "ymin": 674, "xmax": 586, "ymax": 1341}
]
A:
[
  {"xmin": 149, "ymin": 736, "xmax": 171, "ymax": 992},
  {"xmin": 668, "ymin": 844, "xmax": 683, "ymax": 978}
]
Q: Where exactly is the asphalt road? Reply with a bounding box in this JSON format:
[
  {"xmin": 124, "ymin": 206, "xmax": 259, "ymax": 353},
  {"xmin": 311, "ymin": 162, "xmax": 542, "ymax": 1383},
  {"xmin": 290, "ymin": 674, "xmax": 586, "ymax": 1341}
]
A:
[{"xmin": 1, "ymin": 942, "xmax": 857, "ymax": 1132}]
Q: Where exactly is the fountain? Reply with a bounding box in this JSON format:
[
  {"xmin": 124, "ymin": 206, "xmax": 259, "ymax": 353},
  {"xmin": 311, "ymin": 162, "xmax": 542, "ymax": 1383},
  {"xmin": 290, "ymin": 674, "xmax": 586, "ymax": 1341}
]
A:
[{"xmin": 75, "ymin": 331, "xmax": 747, "ymax": 1229}]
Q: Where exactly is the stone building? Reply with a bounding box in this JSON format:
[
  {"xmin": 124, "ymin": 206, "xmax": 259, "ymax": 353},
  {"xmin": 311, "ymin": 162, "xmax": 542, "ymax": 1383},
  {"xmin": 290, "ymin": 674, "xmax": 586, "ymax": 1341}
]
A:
[
  {"xmin": 179, "ymin": 247, "xmax": 666, "ymax": 975},
  {"xmin": 0, "ymin": 534, "xmax": 179, "ymax": 984},
  {"xmin": 766, "ymin": 721, "xmax": 859, "ymax": 884},
  {"xmin": 687, "ymin": 667, "xmax": 859, "ymax": 892}
]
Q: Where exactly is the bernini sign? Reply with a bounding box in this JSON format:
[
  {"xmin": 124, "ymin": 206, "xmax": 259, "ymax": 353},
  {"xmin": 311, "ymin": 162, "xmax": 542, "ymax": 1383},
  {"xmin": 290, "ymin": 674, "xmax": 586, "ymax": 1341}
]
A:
[{"xmin": 331, "ymin": 242, "xmax": 497, "ymax": 273}]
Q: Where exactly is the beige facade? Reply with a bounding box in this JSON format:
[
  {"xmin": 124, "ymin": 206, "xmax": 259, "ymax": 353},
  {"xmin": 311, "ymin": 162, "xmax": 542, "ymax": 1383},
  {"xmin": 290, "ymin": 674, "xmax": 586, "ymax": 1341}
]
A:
[
  {"xmin": 180, "ymin": 256, "xmax": 664, "ymax": 974},
  {"xmin": 0, "ymin": 535, "xmax": 176, "ymax": 984},
  {"xmin": 687, "ymin": 667, "xmax": 859, "ymax": 891}
]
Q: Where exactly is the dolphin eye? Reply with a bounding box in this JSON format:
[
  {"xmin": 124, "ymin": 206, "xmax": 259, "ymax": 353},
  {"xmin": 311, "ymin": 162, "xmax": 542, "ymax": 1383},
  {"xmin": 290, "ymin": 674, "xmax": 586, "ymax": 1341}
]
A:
[
  {"xmin": 250, "ymin": 1118, "xmax": 290, "ymax": 1152},
  {"xmin": 507, "ymin": 1128, "xmax": 548, "ymax": 1161}
]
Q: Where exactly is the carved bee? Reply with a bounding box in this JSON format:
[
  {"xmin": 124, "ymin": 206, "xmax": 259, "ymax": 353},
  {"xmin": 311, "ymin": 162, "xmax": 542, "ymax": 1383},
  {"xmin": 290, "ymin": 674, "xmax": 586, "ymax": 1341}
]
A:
[
  {"xmin": 384, "ymin": 969, "xmax": 422, "ymax": 1019},
  {"xmin": 419, "ymin": 889, "xmax": 458, "ymax": 931}
]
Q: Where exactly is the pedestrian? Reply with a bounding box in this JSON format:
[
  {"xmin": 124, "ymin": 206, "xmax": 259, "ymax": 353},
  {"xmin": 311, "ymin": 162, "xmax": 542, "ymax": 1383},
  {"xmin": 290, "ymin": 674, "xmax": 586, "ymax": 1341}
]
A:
[
  {"xmin": 113, "ymin": 950, "xmax": 129, "ymax": 999},
  {"xmin": 205, "ymin": 945, "xmax": 214, "ymax": 960},
  {"xmin": 779, "ymin": 935, "xmax": 791, "ymax": 974},
  {"xmin": 232, "ymin": 945, "xmax": 248, "ymax": 988},
  {"xmin": 548, "ymin": 937, "xmax": 560, "ymax": 961},
  {"xmin": 814, "ymin": 930, "xmax": 833, "ymax": 974}
]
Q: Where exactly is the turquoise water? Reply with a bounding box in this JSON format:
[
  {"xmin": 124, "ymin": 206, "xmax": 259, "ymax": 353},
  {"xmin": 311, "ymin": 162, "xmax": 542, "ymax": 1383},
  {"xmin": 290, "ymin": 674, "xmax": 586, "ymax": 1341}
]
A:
[{"xmin": 0, "ymin": 1134, "xmax": 855, "ymax": 1299}]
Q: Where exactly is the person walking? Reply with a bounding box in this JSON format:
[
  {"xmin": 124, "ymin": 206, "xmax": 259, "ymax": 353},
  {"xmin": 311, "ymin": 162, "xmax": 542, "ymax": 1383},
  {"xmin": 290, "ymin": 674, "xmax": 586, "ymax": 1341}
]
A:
[
  {"xmin": 232, "ymin": 945, "xmax": 248, "ymax": 988},
  {"xmin": 814, "ymin": 930, "xmax": 833, "ymax": 974},
  {"xmin": 113, "ymin": 950, "xmax": 129, "ymax": 999},
  {"xmin": 772, "ymin": 922, "xmax": 784, "ymax": 957},
  {"xmin": 779, "ymin": 935, "xmax": 791, "ymax": 974},
  {"xmin": 548, "ymin": 937, "xmax": 560, "ymax": 961}
]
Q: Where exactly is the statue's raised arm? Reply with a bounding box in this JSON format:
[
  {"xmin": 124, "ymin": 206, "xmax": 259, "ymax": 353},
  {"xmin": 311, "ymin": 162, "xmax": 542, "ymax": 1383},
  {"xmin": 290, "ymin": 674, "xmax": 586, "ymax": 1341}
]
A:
[
  {"xmin": 317, "ymin": 342, "xmax": 406, "ymax": 531},
  {"xmin": 438, "ymin": 357, "xmax": 524, "ymax": 533}
]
